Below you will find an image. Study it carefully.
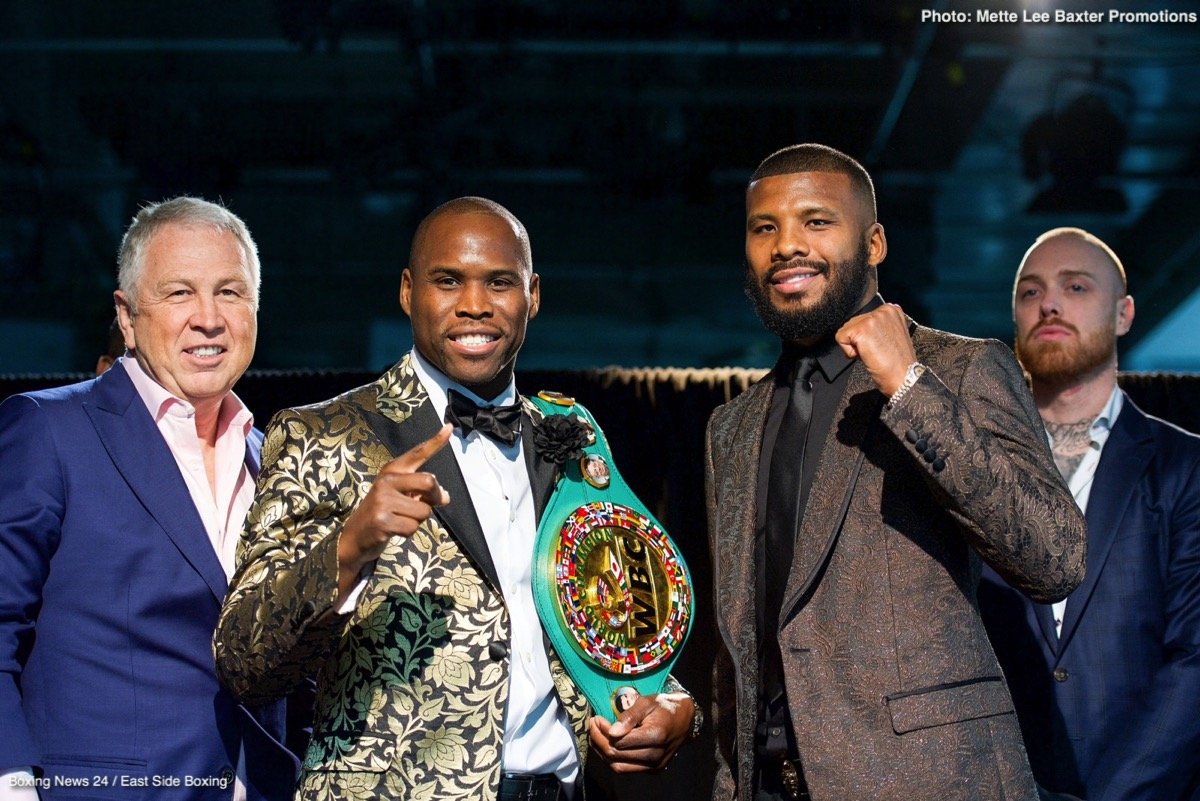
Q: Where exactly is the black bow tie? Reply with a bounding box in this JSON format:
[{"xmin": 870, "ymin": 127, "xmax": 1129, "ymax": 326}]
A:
[{"xmin": 444, "ymin": 388, "xmax": 523, "ymax": 447}]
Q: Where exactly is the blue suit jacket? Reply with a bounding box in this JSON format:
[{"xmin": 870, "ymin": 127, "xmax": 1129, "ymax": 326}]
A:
[
  {"xmin": 0, "ymin": 364, "xmax": 299, "ymax": 800},
  {"xmin": 981, "ymin": 393, "xmax": 1200, "ymax": 801}
]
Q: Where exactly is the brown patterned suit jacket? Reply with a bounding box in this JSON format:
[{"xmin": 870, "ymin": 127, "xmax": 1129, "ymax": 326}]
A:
[
  {"xmin": 705, "ymin": 325, "xmax": 1086, "ymax": 801},
  {"xmin": 214, "ymin": 355, "xmax": 591, "ymax": 801}
]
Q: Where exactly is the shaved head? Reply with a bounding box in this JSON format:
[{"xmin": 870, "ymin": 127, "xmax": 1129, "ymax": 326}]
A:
[
  {"xmin": 1016, "ymin": 227, "xmax": 1127, "ymax": 303},
  {"xmin": 409, "ymin": 197, "xmax": 531, "ymax": 274}
]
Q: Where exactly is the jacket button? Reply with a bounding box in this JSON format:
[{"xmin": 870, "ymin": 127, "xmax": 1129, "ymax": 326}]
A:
[
  {"xmin": 218, "ymin": 766, "xmax": 235, "ymax": 784},
  {"xmin": 906, "ymin": 430, "xmax": 919, "ymax": 443},
  {"xmin": 1053, "ymin": 667, "xmax": 1069, "ymax": 682},
  {"xmin": 914, "ymin": 438, "xmax": 928, "ymax": 453},
  {"xmin": 923, "ymin": 449, "xmax": 937, "ymax": 463},
  {"xmin": 488, "ymin": 641, "xmax": 508, "ymax": 661},
  {"xmin": 932, "ymin": 458, "xmax": 946, "ymax": 472}
]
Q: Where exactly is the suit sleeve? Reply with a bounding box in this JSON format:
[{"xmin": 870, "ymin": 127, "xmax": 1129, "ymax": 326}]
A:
[
  {"xmin": 881, "ymin": 339, "xmax": 1086, "ymax": 603},
  {"xmin": 214, "ymin": 407, "xmax": 359, "ymax": 705},
  {"xmin": 1089, "ymin": 445, "xmax": 1200, "ymax": 801},
  {"xmin": 0, "ymin": 396, "xmax": 62, "ymax": 771}
]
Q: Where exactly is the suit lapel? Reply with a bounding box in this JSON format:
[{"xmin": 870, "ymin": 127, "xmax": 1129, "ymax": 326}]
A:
[
  {"xmin": 1034, "ymin": 603, "xmax": 1060, "ymax": 656},
  {"xmin": 1057, "ymin": 396, "xmax": 1154, "ymax": 650},
  {"xmin": 84, "ymin": 364, "xmax": 229, "ymax": 603},
  {"xmin": 426, "ymin": 407, "xmax": 503, "ymax": 592},
  {"xmin": 520, "ymin": 403, "xmax": 558, "ymax": 522},
  {"xmin": 245, "ymin": 426, "xmax": 263, "ymax": 479},
  {"xmin": 360, "ymin": 356, "xmax": 502, "ymax": 592},
  {"xmin": 719, "ymin": 380, "xmax": 774, "ymax": 640},
  {"xmin": 710, "ymin": 376, "xmax": 777, "ymax": 780},
  {"xmin": 780, "ymin": 361, "xmax": 878, "ymax": 627}
]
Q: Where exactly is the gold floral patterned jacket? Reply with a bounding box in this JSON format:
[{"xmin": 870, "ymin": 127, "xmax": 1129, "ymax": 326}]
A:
[{"xmin": 214, "ymin": 354, "xmax": 591, "ymax": 801}]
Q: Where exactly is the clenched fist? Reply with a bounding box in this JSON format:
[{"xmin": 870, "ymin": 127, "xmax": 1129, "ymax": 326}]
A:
[{"xmin": 835, "ymin": 302, "xmax": 917, "ymax": 397}]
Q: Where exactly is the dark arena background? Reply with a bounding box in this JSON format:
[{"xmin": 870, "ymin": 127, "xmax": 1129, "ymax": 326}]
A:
[{"xmin": 3, "ymin": 2, "xmax": 1200, "ymax": 798}]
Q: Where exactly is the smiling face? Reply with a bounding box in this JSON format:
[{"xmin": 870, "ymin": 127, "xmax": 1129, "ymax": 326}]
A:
[
  {"xmin": 115, "ymin": 222, "xmax": 257, "ymax": 414},
  {"xmin": 401, "ymin": 210, "xmax": 540, "ymax": 399},
  {"xmin": 744, "ymin": 171, "xmax": 886, "ymax": 345},
  {"xmin": 1013, "ymin": 233, "xmax": 1133, "ymax": 387}
]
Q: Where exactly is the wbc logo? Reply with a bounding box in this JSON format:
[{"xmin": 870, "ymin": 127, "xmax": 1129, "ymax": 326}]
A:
[{"xmin": 551, "ymin": 502, "xmax": 692, "ymax": 674}]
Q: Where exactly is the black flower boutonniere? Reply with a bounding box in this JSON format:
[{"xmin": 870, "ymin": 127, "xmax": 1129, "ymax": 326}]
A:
[{"xmin": 534, "ymin": 414, "xmax": 592, "ymax": 465}]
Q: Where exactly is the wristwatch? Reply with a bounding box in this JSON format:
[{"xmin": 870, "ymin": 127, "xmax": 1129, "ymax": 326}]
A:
[
  {"xmin": 689, "ymin": 697, "xmax": 705, "ymax": 739},
  {"xmin": 664, "ymin": 675, "xmax": 704, "ymax": 739},
  {"xmin": 888, "ymin": 361, "xmax": 926, "ymax": 409}
]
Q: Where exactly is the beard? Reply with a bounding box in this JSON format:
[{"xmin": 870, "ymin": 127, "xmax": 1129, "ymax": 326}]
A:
[
  {"xmin": 744, "ymin": 238, "xmax": 872, "ymax": 344},
  {"xmin": 1016, "ymin": 318, "xmax": 1117, "ymax": 386}
]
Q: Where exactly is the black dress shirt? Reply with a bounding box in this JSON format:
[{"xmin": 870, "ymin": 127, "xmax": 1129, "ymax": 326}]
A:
[{"xmin": 754, "ymin": 294, "xmax": 884, "ymax": 755}]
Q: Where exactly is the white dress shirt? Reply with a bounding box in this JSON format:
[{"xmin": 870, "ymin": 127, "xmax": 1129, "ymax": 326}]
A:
[
  {"xmin": 410, "ymin": 351, "xmax": 579, "ymax": 788},
  {"xmin": 1049, "ymin": 385, "xmax": 1123, "ymax": 636}
]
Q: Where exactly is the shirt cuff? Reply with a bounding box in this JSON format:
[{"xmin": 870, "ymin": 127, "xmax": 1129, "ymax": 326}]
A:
[
  {"xmin": 337, "ymin": 575, "xmax": 368, "ymax": 614},
  {"xmin": 0, "ymin": 769, "xmax": 40, "ymax": 801}
]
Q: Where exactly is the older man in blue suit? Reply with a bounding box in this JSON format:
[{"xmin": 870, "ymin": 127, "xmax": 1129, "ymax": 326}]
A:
[
  {"xmin": 0, "ymin": 197, "xmax": 297, "ymax": 799},
  {"xmin": 981, "ymin": 227, "xmax": 1200, "ymax": 801}
]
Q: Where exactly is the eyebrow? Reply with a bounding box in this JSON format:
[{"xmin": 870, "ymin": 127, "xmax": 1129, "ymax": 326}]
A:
[
  {"xmin": 1056, "ymin": 269, "xmax": 1098, "ymax": 281},
  {"xmin": 747, "ymin": 204, "xmax": 840, "ymax": 226},
  {"xmin": 424, "ymin": 265, "xmax": 524, "ymax": 278},
  {"xmin": 1018, "ymin": 268, "xmax": 1098, "ymax": 284}
]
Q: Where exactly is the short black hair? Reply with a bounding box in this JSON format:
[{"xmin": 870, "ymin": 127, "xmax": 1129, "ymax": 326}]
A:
[{"xmin": 750, "ymin": 143, "xmax": 877, "ymax": 222}]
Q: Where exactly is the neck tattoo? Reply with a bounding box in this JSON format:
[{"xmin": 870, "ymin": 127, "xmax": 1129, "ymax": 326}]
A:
[{"xmin": 1044, "ymin": 418, "xmax": 1093, "ymax": 481}]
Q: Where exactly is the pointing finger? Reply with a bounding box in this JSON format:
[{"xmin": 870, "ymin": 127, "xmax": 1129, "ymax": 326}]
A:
[{"xmin": 390, "ymin": 423, "xmax": 453, "ymax": 473}]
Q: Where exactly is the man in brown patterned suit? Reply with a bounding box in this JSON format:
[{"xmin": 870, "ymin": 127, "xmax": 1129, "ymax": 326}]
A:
[
  {"xmin": 705, "ymin": 144, "xmax": 1086, "ymax": 801},
  {"xmin": 214, "ymin": 197, "xmax": 697, "ymax": 801}
]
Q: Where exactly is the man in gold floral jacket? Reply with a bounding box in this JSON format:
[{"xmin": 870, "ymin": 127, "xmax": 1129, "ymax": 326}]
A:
[{"xmin": 214, "ymin": 197, "xmax": 697, "ymax": 801}]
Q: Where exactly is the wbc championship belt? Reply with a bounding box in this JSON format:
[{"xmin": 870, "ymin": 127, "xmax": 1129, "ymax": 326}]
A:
[{"xmin": 529, "ymin": 392, "xmax": 694, "ymax": 722}]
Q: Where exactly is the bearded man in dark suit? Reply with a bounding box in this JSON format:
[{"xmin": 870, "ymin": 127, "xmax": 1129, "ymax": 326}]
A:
[
  {"xmin": 981, "ymin": 227, "xmax": 1200, "ymax": 801},
  {"xmin": 705, "ymin": 144, "xmax": 1086, "ymax": 801}
]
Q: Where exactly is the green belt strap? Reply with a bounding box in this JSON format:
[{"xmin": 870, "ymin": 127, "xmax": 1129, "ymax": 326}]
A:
[{"xmin": 529, "ymin": 392, "xmax": 694, "ymax": 722}]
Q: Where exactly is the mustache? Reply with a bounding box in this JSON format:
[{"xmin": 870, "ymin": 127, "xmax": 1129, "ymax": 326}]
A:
[
  {"xmin": 1029, "ymin": 318, "xmax": 1079, "ymax": 337},
  {"xmin": 763, "ymin": 257, "xmax": 828, "ymax": 283}
]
